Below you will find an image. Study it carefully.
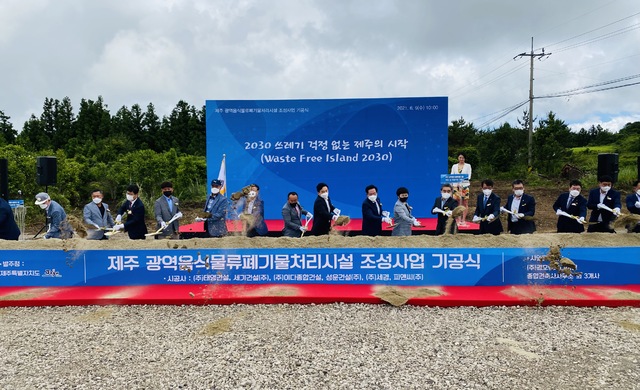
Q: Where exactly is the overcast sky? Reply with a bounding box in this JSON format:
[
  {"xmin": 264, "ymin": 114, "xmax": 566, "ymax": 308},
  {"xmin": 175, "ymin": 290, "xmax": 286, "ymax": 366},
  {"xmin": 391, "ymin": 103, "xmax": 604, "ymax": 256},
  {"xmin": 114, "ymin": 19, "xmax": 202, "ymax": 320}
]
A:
[{"xmin": 1, "ymin": 0, "xmax": 639, "ymax": 133}]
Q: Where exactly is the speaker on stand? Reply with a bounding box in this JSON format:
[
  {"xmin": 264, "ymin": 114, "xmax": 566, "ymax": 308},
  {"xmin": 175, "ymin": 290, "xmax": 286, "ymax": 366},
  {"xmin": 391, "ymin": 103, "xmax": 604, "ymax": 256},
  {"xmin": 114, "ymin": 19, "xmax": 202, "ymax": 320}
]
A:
[
  {"xmin": 597, "ymin": 153, "xmax": 619, "ymax": 183},
  {"xmin": 34, "ymin": 156, "xmax": 58, "ymax": 239},
  {"xmin": 0, "ymin": 158, "xmax": 8, "ymax": 202}
]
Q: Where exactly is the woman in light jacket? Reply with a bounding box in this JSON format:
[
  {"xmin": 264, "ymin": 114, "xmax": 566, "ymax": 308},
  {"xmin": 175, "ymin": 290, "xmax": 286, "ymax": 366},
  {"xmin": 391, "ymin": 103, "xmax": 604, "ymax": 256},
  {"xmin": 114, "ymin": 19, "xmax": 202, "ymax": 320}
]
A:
[{"xmin": 450, "ymin": 153, "xmax": 472, "ymax": 226}]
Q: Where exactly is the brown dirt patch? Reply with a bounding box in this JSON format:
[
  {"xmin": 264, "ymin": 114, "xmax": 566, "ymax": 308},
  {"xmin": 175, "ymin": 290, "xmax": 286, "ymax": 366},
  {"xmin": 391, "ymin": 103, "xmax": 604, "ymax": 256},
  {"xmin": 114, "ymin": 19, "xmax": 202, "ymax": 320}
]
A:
[
  {"xmin": 617, "ymin": 320, "xmax": 640, "ymax": 332},
  {"xmin": 199, "ymin": 317, "xmax": 232, "ymax": 336},
  {"xmin": 373, "ymin": 286, "xmax": 443, "ymax": 306},
  {"xmin": 77, "ymin": 308, "xmax": 113, "ymax": 322},
  {"xmin": 0, "ymin": 288, "xmax": 58, "ymax": 301}
]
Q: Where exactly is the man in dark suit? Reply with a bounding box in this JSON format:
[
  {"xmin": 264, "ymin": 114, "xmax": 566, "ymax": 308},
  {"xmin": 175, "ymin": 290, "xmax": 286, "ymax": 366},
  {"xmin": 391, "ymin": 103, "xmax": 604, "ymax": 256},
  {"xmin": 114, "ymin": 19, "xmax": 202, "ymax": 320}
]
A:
[
  {"xmin": 361, "ymin": 184, "xmax": 391, "ymax": 236},
  {"xmin": 431, "ymin": 184, "xmax": 458, "ymax": 235},
  {"xmin": 310, "ymin": 182, "xmax": 339, "ymax": 236},
  {"xmin": 552, "ymin": 179, "xmax": 587, "ymax": 233},
  {"xmin": 504, "ymin": 179, "xmax": 536, "ymax": 234},
  {"xmin": 586, "ymin": 175, "xmax": 621, "ymax": 233},
  {"xmin": 0, "ymin": 197, "xmax": 20, "ymax": 240},
  {"xmin": 153, "ymin": 181, "xmax": 181, "ymax": 239},
  {"xmin": 472, "ymin": 179, "xmax": 503, "ymax": 235},
  {"xmin": 116, "ymin": 184, "xmax": 148, "ymax": 239},
  {"xmin": 626, "ymin": 180, "xmax": 640, "ymax": 233},
  {"xmin": 282, "ymin": 192, "xmax": 312, "ymax": 237}
]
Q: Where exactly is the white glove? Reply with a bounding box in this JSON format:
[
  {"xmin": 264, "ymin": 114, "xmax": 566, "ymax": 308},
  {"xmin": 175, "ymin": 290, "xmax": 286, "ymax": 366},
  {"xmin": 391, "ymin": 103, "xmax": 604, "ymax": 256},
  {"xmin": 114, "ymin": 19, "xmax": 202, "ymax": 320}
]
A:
[
  {"xmin": 333, "ymin": 208, "xmax": 341, "ymax": 217},
  {"xmin": 412, "ymin": 218, "xmax": 421, "ymax": 227},
  {"xmin": 332, "ymin": 214, "xmax": 338, "ymax": 221},
  {"xmin": 613, "ymin": 208, "xmax": 621, "ymax": 215},
  {"xmin": 556, "ymin": 209, "xmax": 563, "ymax": 216},
  {"xmin": 382, "ymin": 217, "xmax": 392, "ymax": 224},
  {"xmin": 578, "ymin": 217, "xmax": 586, "ymax": 224},
  {"xmin": 472, "ymin": 215, "xmax": 481, "ymax": 222},
  {"xmin": 299, "ymin": 226, "xmax": 307, "ymax": 232},
  {"xmin": 635, "ymin": 201, "xmax": 640, "ymax": 209},
  {"xmin": 113, "ymin": 224, "xmax": 124, "ymax": 231},
  {"xmin": 487, "ymin": 214, "xmax": 495, "ymax": 221},
  {"xmin": 597, "ymin": 203, "xmax": 605, "ymax": 210},
  {"xmin": 381, "ymin": 211, "xmax": 390, "ymax": 218},
  {"xmin": 195, "ymin": 217, "xmax": 205, "ymax": 222},
  {"xmin": 433, "ymin": 207, "xmax": 443, "ymax": 214},
  {"xmin": 517, "ymin": 213, "xmax": 524, "ymax": 219},
  {"xmin": 500, "ymin": 206, "xmax": 509, "ymax": 214},
  {"xmin": 115, "ymin": 214, "xmax": 122, "ymax": 223},
  {"xmin": 160, "ymin": 221, "xmax": 168, "ymax": 229},
  {"xmin": 445, "ymin": 210, "xmax": 453, "ymax": 217},
  {"xmin": 174, "ymin": 212, "xmax": 183, "ymax": 219},
  {"xmin": 306, "ymin": 212, "xmax": 313, "ymax": 219}
]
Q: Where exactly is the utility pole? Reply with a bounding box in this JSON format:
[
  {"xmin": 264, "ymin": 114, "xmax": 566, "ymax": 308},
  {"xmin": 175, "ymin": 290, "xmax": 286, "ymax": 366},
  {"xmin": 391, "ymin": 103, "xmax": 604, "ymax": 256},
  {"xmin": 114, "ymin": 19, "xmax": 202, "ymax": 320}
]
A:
[{"xmin": 514, "ymin": 37, "xmax": 550, "ymax": 169}]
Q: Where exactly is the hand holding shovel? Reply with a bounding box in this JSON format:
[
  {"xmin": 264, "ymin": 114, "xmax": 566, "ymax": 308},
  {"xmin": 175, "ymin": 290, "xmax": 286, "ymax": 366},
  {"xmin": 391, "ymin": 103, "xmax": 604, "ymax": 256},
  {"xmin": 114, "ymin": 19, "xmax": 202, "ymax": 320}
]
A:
[{"xmin": 145, "ymin": 212, "xmax": 183, "ymax": 237}]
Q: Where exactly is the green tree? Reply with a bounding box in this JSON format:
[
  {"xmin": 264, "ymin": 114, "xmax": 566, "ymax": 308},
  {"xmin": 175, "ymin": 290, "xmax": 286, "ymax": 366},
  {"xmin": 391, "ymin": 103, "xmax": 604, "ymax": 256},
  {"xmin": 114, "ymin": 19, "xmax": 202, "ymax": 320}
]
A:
[
  {"xmin": 0, "ymin": 110, "xmax": 17, "ymax": 145},
  {"xmin": 533, "ymin": 111, "xmax": 572, "ymax": 175}
]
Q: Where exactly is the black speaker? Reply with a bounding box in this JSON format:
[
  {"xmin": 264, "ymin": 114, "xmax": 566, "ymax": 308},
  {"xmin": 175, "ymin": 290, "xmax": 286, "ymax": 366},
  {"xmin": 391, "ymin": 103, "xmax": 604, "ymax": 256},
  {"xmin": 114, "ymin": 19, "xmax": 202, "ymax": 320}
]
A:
[
  {"xmin": 597, "ymin": 153, "xmax": 619, "ymax": 183},
  {"xmin": 0, "ymin": 159, "xmax": 7, "ymax": 201},
  {"xmin": 36, "ymin": 156, "xmax": 57, "ymax": 186}
]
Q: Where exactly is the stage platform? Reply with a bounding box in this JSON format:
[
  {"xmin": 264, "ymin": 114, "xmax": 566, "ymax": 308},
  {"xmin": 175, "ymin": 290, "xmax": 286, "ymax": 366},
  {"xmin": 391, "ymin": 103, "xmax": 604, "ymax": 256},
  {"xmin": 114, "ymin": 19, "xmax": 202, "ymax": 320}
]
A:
[
  {"xmin": 179, "ymin": 218, "xmax": 479, "ymax": 238},
  {"xmin": 1, "ymin": 284, "xmax": 639, "ymax": 307}
]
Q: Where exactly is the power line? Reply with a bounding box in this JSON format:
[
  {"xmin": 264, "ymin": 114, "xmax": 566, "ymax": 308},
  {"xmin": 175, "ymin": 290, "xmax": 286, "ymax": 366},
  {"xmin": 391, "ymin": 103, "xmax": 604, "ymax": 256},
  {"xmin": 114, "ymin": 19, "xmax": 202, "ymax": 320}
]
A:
[
  {"xmin": 474, "ymin": 99, "xmax": 529, "ymax": 129},
  {"xmin": 552, "ymin": 23, "xmax": 640, "ymax": 54},
  {"xmin": 537, "ymin": 10, "xmax": 640, "ymax": 51}
]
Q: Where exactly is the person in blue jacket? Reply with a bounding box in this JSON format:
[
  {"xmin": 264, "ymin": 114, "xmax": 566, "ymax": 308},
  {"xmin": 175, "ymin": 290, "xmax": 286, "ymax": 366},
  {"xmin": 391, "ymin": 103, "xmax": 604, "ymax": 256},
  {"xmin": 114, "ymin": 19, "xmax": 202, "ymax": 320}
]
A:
[{"xmin": 199, "ymin": 179, "xmax": 229, "ymax": 237}]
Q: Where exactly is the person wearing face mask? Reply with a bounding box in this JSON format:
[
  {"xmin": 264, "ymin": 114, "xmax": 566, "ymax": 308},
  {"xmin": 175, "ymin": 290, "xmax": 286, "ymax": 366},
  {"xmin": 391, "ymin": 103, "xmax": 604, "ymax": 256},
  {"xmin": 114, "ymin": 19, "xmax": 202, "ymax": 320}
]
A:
[
  {"xmin": 361, "ymin": 184, "xmax": 391, "ymax": 237},
  {"xmin": 431, "ymin": 184, "xmax": 458, "ymax": 235},
  {"xmin": 503, "ymin": 179, "xmax": 536, "ymax": 235},
  {"xmin": 83, "ymin": 189, "xmax": 114, "ymax": 240},
  {"xmin": 552, "ymin": 179, "xmax": 588, "ymax": 233},
  {"xmin": 153, "ymin": 181, "xmax": 181, "ymax": 239},
  {"xmin": 472, "ymin": 179, "xmax": 503, "ymax": 235},
  {"xmin": 626, "ymin": 180, "xmax": 640, "ymax": 233},
  {"xmin": 34, "ymin": 192, "xmax": 74, "ymax": 239},
  {"xmin": 115, "ymin": 184, "xmax": 147, "ymax": 239},
  {"xmin": 310, "ymin": 182, "xmax": 339, "ymax": 236},
  {"xmin": 198, "ymin": 179, "xmax": 229, "ymax": 237},
  {"xmin": 392, "ymin": 187, "xmax": 420, "ymax": 236},
  {"xmin": 241, "ymin": 183, "xmax": 268, "ymax": 237},
  {"xmin": 586, "ymin": 175, "xmax": 621, "ymax": 233}
]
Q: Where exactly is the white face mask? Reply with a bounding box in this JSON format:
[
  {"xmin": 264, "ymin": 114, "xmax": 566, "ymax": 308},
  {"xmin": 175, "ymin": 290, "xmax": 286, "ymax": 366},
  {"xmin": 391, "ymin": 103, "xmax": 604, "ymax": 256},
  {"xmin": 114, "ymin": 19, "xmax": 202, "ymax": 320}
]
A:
[
  {"xmin": 38, "ymin": 203, "xmax": 47, "ymax": 209},
  {"xmin": 211, "ymin": 187, "xmax": 220, "ymax": 194},
  {"xmin": 126, "ymin": 194, "xmax": 134, "ymax": 202},
  {"xmin": 368, "ymin": 195, "xmax": 377, "ymax": 202},
  {"xmin": 601, "ymin": 186, "xmax": 611, "ymax": 193},
  {"xmin": 482, "ymin": 189, "xmax": 492, "ymax": 197},
  {"xmin": 92, "ymin": 197, "xmax": 102, "ymax": 204},
  {"xmin": 570, "ymin": 190, "xmax": 580, "ymax": 197},
  {"xmin": 636, "ymin": 189, "xmax": 640, "ymax": 196},
  {"xmin": 441, "ymin": 192, "xmax": 451, "ymax": 199},
  {"xmin": 320, "ymin": 192, "xmax": 329, "ymax": 199},
  {"xmin": 514, "ymin": 189, "xmax": 524, "ymax": 197},
  {"xmin": 248, "ymin": 191, "xmax": 257, "ymax": 198}
]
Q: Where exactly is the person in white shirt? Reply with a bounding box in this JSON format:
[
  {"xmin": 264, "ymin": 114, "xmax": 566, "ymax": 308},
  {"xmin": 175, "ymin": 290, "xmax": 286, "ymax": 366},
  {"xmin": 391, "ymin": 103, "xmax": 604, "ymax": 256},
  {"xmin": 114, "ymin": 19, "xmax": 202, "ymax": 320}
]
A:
[{"xmin": 450, "ymin": 153, "xmax": 472, "ymax": 226}]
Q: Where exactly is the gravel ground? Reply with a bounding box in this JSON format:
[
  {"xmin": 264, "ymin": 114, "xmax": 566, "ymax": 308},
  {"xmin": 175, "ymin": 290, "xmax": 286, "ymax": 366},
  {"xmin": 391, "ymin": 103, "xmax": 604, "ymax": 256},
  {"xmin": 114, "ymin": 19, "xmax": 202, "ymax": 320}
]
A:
[{"xmin": 1, "ymin": 304, "xmax": 639, "ymax": 390}]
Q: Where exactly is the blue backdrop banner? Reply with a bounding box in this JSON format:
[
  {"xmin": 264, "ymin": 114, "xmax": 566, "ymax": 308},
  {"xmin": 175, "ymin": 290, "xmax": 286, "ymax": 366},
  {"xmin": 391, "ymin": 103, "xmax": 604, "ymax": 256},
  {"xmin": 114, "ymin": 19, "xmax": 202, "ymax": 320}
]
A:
[
  {"xmin": 206, "ymin": 97, "xmax": 448, "ymax": 220},
  {"xmin": 1, "ymin": 247, "xmax": 637, "ymax": 287}
]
